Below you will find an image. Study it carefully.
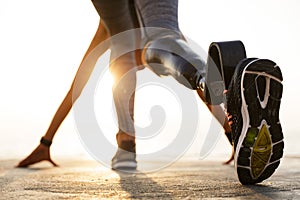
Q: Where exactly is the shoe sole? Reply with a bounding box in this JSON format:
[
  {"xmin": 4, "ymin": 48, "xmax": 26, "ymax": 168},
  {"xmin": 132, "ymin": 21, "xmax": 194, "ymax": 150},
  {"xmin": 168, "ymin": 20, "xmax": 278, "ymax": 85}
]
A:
[
  {"xmin": 111, "ymin": 161, "xmax": 137, "ymax": 171},
  {"xmin": 235, "ymin": 58, "xmax": 284, "ymax": 184}
]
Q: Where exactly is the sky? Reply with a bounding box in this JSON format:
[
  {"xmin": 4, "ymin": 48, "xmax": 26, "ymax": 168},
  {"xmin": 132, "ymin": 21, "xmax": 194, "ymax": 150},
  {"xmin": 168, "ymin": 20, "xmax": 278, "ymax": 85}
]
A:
[{"xmin": 0, "ymin": 0, "xmax": 300, "ymax": 160}]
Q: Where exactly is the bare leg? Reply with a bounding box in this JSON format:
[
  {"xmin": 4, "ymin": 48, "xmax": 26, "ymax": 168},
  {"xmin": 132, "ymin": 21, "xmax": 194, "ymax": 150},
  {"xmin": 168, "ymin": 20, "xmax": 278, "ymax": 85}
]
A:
[
  {"xmin": 197, "ymin": 89, "xmax": 231, "ymax": 132},
  {"xmin": 197, "ymin": 89, "xmax": 233, "ymax": 164},
  {"xmin": 17, "ymin": 21, "xmax": 109, "ymax": 167},
  {"xmin": 42, "ymin": 20, "xmax": 109, "ymax": 142}
]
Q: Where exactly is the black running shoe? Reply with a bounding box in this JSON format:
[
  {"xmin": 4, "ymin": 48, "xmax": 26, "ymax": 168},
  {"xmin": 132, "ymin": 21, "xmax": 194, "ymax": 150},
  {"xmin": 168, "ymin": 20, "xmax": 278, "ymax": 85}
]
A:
[
  {"xmin": 227, "ymin": 58, "xmax": 284, "ymax": 184},
  {"xmin": 205, "ymin": 40, "xmax": 246, "ymax": 105}
]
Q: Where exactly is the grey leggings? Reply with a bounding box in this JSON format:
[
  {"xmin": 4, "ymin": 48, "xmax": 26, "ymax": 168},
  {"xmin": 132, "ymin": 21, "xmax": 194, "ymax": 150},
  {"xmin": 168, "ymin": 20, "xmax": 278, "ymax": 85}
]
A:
[{"xmin": 91, "ymin": 0, "xmax": 204, "ymax": 134}]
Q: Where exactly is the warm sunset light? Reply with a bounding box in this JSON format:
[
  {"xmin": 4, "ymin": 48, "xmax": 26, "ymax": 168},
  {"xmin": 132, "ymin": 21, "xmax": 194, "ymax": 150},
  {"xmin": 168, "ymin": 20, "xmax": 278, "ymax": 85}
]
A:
[
  {"xmin": 1, "ymin": 1, "xmax": 300, "ymax": 199},
  {"xmin": 0, "ymin": 0, "xmax": 299, "ymax": 160}
]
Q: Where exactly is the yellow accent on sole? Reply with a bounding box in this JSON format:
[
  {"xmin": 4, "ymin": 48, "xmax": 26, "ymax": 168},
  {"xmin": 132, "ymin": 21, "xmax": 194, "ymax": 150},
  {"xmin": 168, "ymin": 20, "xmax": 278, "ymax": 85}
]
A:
[{"xmin": 251, "ymin": 124, "xmax": 272, "ymax": 179}]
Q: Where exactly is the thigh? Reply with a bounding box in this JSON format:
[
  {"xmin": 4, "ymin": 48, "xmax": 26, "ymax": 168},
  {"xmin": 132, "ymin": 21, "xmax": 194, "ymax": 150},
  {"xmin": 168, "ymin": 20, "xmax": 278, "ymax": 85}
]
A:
[
  {"xmin": 135, "ymin": 0, "xmax": 179, "ymax": 31},
  {"xmin": 91, "ymin": 0, "xmax": 143, "ymax": 76},
  {"xmin": 91, "ymin": 0, "xmax": 139, "ymax": 35}
]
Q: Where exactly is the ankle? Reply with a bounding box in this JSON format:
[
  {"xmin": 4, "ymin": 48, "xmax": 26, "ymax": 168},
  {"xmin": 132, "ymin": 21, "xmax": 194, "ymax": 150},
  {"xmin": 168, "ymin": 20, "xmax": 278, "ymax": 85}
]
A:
[
  {"xmin": 116, "ymin": 131, "xmax": 135, "ymax": 145},
  {"xmin": 224, "ymin": 121, "xmax": 232, "ymax": 133},
  {"xmin": 40, "ymin": 137, "xmax": 52, "ymax": 147},
  {"xmin": 116, "ymin": 131, "xmax": 136, "ymax": 153}
]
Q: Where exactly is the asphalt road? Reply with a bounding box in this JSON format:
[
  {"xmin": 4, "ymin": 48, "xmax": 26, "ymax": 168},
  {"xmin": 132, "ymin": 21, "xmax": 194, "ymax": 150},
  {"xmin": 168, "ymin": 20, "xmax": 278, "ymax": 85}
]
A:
[{"xmin": 1, "ymin": 156, "xmax": 299, "ymax": 199}]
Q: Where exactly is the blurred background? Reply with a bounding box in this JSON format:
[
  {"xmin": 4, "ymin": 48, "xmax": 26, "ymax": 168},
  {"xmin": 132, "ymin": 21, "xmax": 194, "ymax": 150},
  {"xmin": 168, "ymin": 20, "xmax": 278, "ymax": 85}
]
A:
[{"xmin": 0, "ymin": 0, "xmax": 299, "ymax": 162}]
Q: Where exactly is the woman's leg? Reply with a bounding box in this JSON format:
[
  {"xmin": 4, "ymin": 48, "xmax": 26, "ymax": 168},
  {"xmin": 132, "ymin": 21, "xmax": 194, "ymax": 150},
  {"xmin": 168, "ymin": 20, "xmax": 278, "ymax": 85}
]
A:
[
  {"xmin": 135, "ymin": 0, "xmax": 206, "ymax": 89},
  {"xmin": 45, "ymin": 20, "xmax": 109, "ymax": 142},
  {"xmin": 17, "ymin": 21, "xmax": 109, "ymax": 167},
  {"xmin": 136, "ymin": 0, "xmax": 232, "ymax": 153},
  {"xmin": 92, "ymin": 0, "xmax": 140, "ymax": 139},
  {"xmin": 91, "ymin": 0, "xmax": 141, "ymax": 169}
]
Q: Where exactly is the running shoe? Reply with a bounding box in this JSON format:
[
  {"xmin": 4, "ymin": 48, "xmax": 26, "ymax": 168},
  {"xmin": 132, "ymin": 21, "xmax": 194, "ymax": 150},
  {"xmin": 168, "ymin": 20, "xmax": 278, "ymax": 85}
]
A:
[
  {"xmin": 227, "ymin": 58, "xmax": 284, "ymax": 184},
  {"xmin": 111, "ymin": 133, "xmax": 137, "ymax": 170}
]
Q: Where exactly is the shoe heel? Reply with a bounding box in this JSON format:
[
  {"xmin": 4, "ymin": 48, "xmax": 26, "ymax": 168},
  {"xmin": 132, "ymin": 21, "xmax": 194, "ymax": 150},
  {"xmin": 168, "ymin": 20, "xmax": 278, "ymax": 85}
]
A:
[{"xmin": 206, "ymin": 41, "xmax": 246, "ymax": 105}]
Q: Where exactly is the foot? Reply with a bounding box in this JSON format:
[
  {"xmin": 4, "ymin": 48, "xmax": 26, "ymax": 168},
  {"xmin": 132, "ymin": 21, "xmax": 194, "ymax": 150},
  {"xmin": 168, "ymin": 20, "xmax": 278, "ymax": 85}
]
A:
[
  {"xmin": 223, "ymin": 146, "xmax": 234, "ymax": 165},
  {"xmin": 197, "ymin": 89, "xmax": 234, "ymax": 164},
  {"xmin": 111, "ymin": 132, "xmax": 137, "ymax": 170},
  {"xmin": 16, "ymin": 144, "xmax": 58, "ymax": 168},
  {"xmin": 227, "ymin": 58, "xmax": 284, "ymax": 184}
]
